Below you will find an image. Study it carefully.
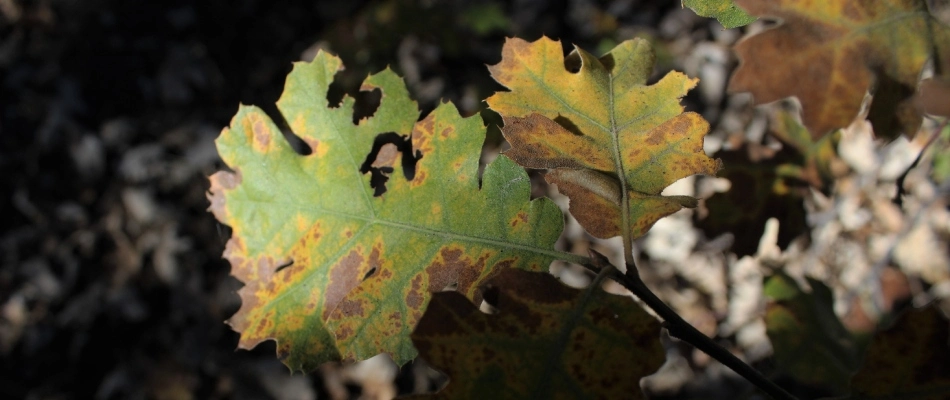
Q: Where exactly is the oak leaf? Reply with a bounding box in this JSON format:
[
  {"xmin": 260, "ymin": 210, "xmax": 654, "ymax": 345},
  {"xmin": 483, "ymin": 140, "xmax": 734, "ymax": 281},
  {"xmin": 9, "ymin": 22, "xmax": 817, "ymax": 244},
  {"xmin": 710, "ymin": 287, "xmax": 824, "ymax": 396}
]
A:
[
  {"xmin": 208, "ymin": 51, "xmax": 564, "ymax": 370},
  {"xmin": 682, "ymin": 0, "xmax": 756, "ymax": 29},
  {"xmin": 729, "ymin": 0, "xmax": 950, "ymax": 139},
  {"xmin": 410, "ymin": 269, "xmax": 664, "ymax": 399},
  {"xmin": 487, "ymin": 37, "xmax": 721, "ymax": 242}
]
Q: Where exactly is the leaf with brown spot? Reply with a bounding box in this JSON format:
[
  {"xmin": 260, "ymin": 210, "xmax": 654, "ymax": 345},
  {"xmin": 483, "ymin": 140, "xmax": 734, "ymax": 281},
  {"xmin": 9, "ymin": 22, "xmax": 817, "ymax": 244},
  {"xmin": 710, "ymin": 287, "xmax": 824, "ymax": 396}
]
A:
[
  {"xmin": 409, "ymin": 269, "xmax": 664, "ymax": 399},
  {"xmin": 729, "ymin": 0, "xmax": 950, "ymax": 139},
  {"xmin": 208, "ymin": 51, "xmax": 565, "ymax": 370},
  {"xmin": 846, "ymin": 305, "xmax": 950, "ymax": 399},
  {"xmin": 487, "ymin": 37, "xmax": 721, "ymax": 245}
]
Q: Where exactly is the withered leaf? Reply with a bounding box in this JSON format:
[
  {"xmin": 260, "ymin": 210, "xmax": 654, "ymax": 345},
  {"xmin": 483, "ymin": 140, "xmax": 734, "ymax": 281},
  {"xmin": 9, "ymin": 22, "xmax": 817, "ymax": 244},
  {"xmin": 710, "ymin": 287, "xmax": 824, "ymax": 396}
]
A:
[{"xmin": 729, "ymin": 0, "xmax": 950, "ymax": 139}]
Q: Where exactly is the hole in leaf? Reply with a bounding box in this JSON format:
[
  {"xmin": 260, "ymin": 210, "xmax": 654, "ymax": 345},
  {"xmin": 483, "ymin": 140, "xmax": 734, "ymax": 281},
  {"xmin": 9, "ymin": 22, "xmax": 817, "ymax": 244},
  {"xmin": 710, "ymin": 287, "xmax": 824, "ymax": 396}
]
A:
[
  {"xmin": 564, "ymin": 49, "xmax": 582, "ymax": 73},
  {"xmin": 275, "ymin": 260, "xmax": 293, "ymax": 273},
  {"xmin": 352, "ymin": 88, "xmax": 382, "ymax": 125},
  {"xmin": 362, "ymin": 267, "xmax": 377, "ymax": 281},
  {"xmin": 326, "ymin": 74, "xmax": 347, "ymax": 108},
  {"xmin": 360, "ymin": 132, "xmax": 422, "ymax": 196}
]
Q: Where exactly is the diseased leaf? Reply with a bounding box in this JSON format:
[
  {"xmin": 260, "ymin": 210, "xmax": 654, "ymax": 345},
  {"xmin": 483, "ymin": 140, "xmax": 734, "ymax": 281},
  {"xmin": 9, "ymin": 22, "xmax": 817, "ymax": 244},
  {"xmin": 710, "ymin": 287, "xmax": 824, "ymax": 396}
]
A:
[
  {"xmin": 683, "ymin": 0, "xmax": 756, "ymax": 29},
  {"xmin": 729, "ymin": 0, "xmax": 950, "ymax": 139},
  {"xmin": 764, "ymin": 273, "xmax": 860, "ymax": 396},
  {"xmin": 208, "ymin": 51, "xmax": 564, "ymax": 370},
  {"xmin": 846, "ymin": 305, "xmax": 950, "ymax": 399},
  {"xmin": 410, "ymin": 269, "xmax": 664, "ymax": 399},
  {"xmin": 487, "ymin": 37, "xmax": 720, "ymax": 242}
]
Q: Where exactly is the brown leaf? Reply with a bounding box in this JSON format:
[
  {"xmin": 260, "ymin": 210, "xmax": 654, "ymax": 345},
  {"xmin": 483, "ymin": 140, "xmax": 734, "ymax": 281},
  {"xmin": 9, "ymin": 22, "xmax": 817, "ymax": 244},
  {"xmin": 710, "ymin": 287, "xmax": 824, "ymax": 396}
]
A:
[{"xmin": 730, "ymin": 0, "xmax": 950, "ymax": 139}]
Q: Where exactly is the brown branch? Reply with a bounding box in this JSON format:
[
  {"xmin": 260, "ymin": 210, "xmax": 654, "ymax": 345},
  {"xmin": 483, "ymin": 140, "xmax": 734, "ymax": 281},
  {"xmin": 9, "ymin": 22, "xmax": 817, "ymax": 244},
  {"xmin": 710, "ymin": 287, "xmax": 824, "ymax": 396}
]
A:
[{"xmin": 586, "ymin": 249, "xmax": 798, "ymax": 400}]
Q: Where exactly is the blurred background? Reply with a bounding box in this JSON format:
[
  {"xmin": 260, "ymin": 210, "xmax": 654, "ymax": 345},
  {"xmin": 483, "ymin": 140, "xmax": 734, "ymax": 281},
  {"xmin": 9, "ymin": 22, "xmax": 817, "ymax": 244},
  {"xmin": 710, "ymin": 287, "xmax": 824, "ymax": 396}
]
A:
[{"xmin": 2, "ymin": 0, "xmax": 949, "ymax": 399}]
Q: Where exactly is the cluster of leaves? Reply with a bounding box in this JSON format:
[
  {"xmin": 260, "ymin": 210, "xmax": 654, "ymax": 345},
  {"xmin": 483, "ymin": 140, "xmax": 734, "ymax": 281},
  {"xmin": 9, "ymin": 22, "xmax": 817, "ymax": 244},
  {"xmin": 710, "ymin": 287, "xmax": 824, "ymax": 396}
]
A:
[
  {"xmin": 209, "ymin": 36, "xmax": 682, "ymax": 393},
  {"xmin": 209, "ymin": 0, "xmax": 950, "ymax": 398}
]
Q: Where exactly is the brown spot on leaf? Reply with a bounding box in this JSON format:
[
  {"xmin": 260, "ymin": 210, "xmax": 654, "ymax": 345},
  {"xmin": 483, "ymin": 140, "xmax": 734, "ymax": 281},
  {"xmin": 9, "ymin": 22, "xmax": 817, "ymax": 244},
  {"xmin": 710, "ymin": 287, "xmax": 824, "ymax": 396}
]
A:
[
  {"xmin": 306, "ymin": 298, "xmax": 318, "ymax": 312},
  {"xmin": 335, "ymin": 298, "xmax": 365, "ymax": 318},
  {"xmin": 412, "ymin": 169, "xmax": 427, "ymax": 187},
  {"xmin": 406, "ymin": 275, "xmax": 425, "ymax": 310},
  {"xmin": 323, "ymin": 250, "xmax": 365, "ymax": 320},
  {"xmin": 425, "ymin": 247, "xmax": 466, "ymax": 290},
  {"xmin": 207, "ymin": 170, "xmax": 242, "ymax": 222},
  {"xmin": 304, "ymin": 138, "xmax": 323, "ymax": 157},
  {"xmin": 253, "ymin": 119, "xmax": 271, "ymax": 149},
  {"xmin": 509, "ymin": 211, "xmax": 529, "ymax": 228},
  {"xmin": 439, "ymin": 126, "xmax": 453, "ymax": 139},
  {"xmin": 645, "ymin": 125, "xmax": 666, "ymax": 146}
]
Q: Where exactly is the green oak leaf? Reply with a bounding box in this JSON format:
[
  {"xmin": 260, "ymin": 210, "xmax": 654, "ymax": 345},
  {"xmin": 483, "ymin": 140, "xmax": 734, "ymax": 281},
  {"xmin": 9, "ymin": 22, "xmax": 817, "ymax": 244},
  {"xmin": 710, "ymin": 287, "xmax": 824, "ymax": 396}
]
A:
[{"xmin": 208, "ymin": 50, "xmax": 564, "ymax": 371}]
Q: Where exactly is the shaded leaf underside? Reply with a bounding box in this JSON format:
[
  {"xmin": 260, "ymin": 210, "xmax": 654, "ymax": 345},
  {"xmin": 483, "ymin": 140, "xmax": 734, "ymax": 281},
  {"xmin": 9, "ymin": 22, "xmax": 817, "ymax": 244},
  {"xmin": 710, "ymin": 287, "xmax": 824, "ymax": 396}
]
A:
[
  {"xmin": 487, "ymin": 36, "xmax": 720, "ymax": 241},
  {"xmin": 764, "ymin": 273, "xmax": 859, "ymax": 395},
  {"xmin": 730, "ymin": 0, "xmax": 950, "ymax": 139},
  {"xmin": 410, "ymin": 269, "xmax": 664, "ymax": 400},
  {"xmin": 209, "ymin": 51, "xmax": 565, "ymax": 370},
  {"xmin": 847, "ymin": 305, "xmax": 950, "ymax": 399}
]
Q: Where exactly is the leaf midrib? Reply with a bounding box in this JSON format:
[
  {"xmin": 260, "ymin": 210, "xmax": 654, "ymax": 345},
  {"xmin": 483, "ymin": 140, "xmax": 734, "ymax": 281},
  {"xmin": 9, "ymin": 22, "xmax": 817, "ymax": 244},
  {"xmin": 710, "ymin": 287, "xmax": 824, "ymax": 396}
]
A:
[{"xmin": 532, "ymin": 270, "xmax": 610, "ymax": 399}]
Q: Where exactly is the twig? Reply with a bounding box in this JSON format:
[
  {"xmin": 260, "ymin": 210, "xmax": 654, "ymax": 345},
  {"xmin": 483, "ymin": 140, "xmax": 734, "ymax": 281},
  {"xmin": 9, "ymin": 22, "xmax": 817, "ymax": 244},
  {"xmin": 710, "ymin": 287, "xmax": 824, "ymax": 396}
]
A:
[
  {"xmin": 587, "ymin": 249, "xmax": 798, "ymax": 400},
  {"xmin": 893, "ymin": 119, "xmax": 947, "ymax": 206}
]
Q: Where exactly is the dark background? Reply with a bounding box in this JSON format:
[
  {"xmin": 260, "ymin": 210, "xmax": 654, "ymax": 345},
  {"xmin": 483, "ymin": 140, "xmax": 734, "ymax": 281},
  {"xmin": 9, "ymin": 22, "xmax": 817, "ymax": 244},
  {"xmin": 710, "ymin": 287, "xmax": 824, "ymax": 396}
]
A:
[{"xmin": 0, "ymin": 1, "xmax": 733, "ymax": 398}]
